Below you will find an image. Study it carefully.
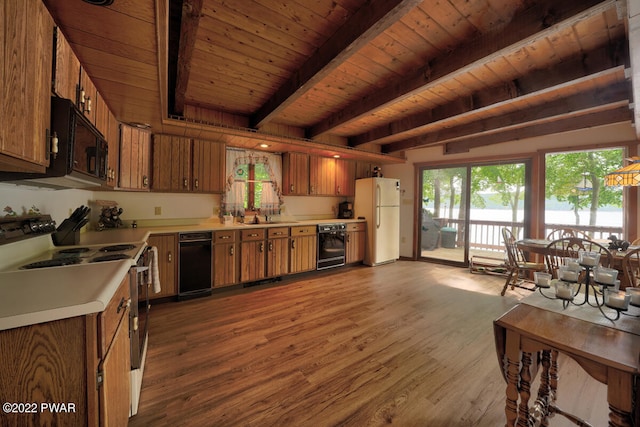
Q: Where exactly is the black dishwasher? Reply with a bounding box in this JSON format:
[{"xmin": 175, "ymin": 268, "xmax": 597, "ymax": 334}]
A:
[{"xmin": 178, "ymin": 232, "xmax": 213, "ymax": 300}]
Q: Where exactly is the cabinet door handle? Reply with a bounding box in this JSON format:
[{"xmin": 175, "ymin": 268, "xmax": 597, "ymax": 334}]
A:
[
  {"xmin": 220, "ymin": 235, "xmax": 230, "ymax": 240},
  {"xmin": 183, "ymin": 178, "xmax": 188, "ymax": 188},
  {"xmin": 337, "ymin": 185, "xmax": 341, "ymax": 194},
  {"xmin": 168, "ymin": 252, "xmax": 172, "ymax": 262},
  {"xmin": 230, "ymin": 246, "xmax": 234, "ymax": 256},
  {"xmin": 290, "ymin": 184, "xmax": 294, "ymax": 192},
  {"xmin": 194, "ymin": 178, "xmax": 199, "ymax": 189},
  {"xmin": 268, "ymin": 242, "xmax": 273, "ymax": 251},
  {"xmin": 143, "ymin": 175, "xmax": 149, "ymax": 187},
  {"xmin": 291, "ymin": 239, "xmax": 296, "ymax": 249},
  {"xmin": 117, "ymin": 297, "xmax": 131, "ymax": 314},
  {"xmin": 274, "ymin": 231, "xmax": 284, "ymax": 235},
  {"xmin": 259, "ymin": 242, "xmax": 264, "ymax": 252},
  {"xmin": 249, "ymin": 233, "xmax": 259, "ymax": 237}
]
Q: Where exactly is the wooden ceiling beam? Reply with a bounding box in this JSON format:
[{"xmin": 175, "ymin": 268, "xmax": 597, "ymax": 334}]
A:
[
  {"xmin": 174, "ymin": 0, "xmax": 204, "ymax": 115},
  {"xmin": 250, "ymin": 0, "xmax": 423, "ymax": 129},
  {"xmin": 383, "ymin": 82, "xmax": 631, "ymax": 153},
  {"xmin": 353, "ymin": 45, "xmax": 625, "ymax": 147},
  {"xmin": 308, "ymin": 0, "xmax": 620, "ymax": 138},
  {"xmin": 441, "ymin": 105, "xmax": 632, "ymax": 155}
]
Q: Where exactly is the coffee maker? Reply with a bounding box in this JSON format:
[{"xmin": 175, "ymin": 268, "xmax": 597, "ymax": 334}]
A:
[{"xmin": 338, "ymin": 201, "xmax": 353, "ymax": 219}]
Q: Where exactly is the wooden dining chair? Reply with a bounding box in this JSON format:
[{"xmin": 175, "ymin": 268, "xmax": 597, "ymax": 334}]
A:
[
  {"xmin": 544, "ymin": 237, "xmax": 613, "ymax": 279},
  {"xmin": 622, "ymin": 247, "xmax": 640, "ymax": 288},
  {"xmin": 546, "ymin": 227, "xmax": 590, "ymax": 241},
  {"xmin": 501, "ymin": 227, "xmax": 545, "ymax": 296}
]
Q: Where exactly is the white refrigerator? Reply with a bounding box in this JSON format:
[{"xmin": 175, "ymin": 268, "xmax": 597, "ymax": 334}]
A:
[{"xmin": 354, "ymin": 177, "xmax": 400, "ymax": 266}]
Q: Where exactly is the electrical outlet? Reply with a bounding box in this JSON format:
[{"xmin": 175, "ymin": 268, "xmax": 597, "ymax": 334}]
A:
[{"xmin": 154, "ymin": 206, "xmax": 162, "ymax": 216}]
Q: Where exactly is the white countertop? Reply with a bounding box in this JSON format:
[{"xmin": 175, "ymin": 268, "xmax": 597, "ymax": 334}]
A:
[
  {"xmin": 0, "ymin": 260, "xmax": 132, "ymax": 331},
  {"xmin": 139, "ymin": 218, "xmax": 365, "ymax": 234}
]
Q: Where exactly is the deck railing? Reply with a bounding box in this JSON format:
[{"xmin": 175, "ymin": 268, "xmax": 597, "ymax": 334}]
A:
[{"xmin": 437, "ymin": 219, "xmax": 623, "ymax": 253}]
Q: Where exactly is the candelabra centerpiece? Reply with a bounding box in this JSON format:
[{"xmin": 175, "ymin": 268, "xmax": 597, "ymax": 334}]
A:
[{"xmin": 534, "ymin": 251, "xmax": 637, "ymax": 321}]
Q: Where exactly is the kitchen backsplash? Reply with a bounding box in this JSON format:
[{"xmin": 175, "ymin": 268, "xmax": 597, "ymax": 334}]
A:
[{"xmin": 0, "ymin": 184, "xmax": 348, "ymax": 229}]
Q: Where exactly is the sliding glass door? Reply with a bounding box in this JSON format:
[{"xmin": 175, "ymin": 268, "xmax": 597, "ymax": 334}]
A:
[{"xmin": 419, "ymin": 161, "xmax": 528, "ymax": 266}]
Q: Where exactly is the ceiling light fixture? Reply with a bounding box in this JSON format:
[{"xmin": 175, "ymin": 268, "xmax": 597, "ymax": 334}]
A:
[{"xmin": 604, "ymin": 157, "xmax": 640, "ymax": 186}]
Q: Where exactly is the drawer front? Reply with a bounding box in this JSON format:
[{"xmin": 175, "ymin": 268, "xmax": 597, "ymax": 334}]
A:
[
  {"xmin": 268, "ymin": 227, "xmax": 289, "ymax": 238},
  {"xmin": 347, "ymin": 222, "xmax": 366, "ymax": 231},
  {"xmin": 214, "ymin": 230, "xmax": 236, "ymax": 243},
  {"xmin": 291, "ymin": 225, "xmax": 316, "ymax": 236},
  {"xmin": 241, "ymin": 229, "xmax": 266, "ymax": 241},
  {"xmin": 99, "ymin": 274, "xmax": 130, "ymax": 357}
]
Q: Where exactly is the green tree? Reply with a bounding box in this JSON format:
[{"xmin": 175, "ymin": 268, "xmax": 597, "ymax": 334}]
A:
[
  {"xmin": 471, "ymin": 164, "xmax": 525, "ymax": 223},
  {"xmin": 545, "ymin": 149, "xmax": 623, "ymax": 226}
]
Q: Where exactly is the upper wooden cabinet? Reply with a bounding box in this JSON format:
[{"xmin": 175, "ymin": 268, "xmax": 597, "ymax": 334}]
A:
[
  {"xmin": 0, "ymin": 0, "xmax": 54, "ymax": 173},
  {"xmin": 282, "ymin": 152, "xmax": 309, "ymax": 195},
  {"xmin": 152, "ymin": 134, "xmax": 192, "ymax": 192},
  {"xmin": 309, "ymin": 156, "xmax": 336, "ymax": 196},
  {"xmin": 335, "ymin": 158, "xmax": 356, "ymax": 196},
  {"xmin": 309, "ymin": 156, "xmax": 356, "ymax": 196},
  {"xmin": 192, "ymin": 139, "xmax": 224, "ymax": 193},
  {"xmin": 52, "ymin": 27, "xmax": 80, "ymax": 103},
  {"xmin": 104, "ymin": 110, "xmax": 119, "ymax": 188},
  {"xmin": 152, "ymin": 135, "xmax": 224, "ymax": 193},
  {"xmin": 119, "ymin": 124, "xmax": 151, "ymax": 191},
  {"xmin": 78, "ymin": 66, "xmax": 97, "ymax": 125}
]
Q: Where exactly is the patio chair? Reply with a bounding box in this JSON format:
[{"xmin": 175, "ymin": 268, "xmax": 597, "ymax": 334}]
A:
[
  {"xmin": 544, "ymin": 237, "xmax": 613, "ymax": 279},
  {"xmin": 622, "ymin": 247, "xmax": 640, "ymax": 288},
  {"xmin": 501, "ymin": 227, "xmax": 545, "ymax": 296},
  {"xmin": 546, "ymin": 227, "xmax": 590, "ymax": 241}
]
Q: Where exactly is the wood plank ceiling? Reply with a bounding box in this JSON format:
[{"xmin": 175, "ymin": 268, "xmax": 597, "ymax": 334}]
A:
[{"xmin": 43, "ymin": 0, "xmax": 632, "ymax": 163}]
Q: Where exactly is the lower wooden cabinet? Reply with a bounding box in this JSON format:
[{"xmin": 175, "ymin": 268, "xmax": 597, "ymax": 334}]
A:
[
  {"xmin": 346, "ymin": 222, "xmax": 366, "ymax": 264},
  {"xmin": 240, "ymin": 229, "xmax": 266, "ymax": 283},
  {"xmin": 289, "ymin": 225, "xmax": 317, "ymax": 273},
  {"xmin": 0, "ymin": 275, "xmax": 131, "ymax": 426},
  {"xmin": 213, "ymin": 230, "xmax": 238, "ymax": 287},
  {"xmin": 147, "ymin": 234, "xmax": 177, "ymax": 300},
  {"xmin": 266, "ymin": 227, "xmax": 289, "ymax": 278}
]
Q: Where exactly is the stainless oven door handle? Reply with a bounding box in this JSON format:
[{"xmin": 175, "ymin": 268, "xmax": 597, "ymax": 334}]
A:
[{"xmin": 133, "ymin": 266, "xmax": 149, "ymax": 273}]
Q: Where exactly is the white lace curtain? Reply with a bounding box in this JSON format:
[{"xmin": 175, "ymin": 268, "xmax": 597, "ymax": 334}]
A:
[{"xmin": 222, "ymin": 149, "xmax": 282, "ymax": 217}]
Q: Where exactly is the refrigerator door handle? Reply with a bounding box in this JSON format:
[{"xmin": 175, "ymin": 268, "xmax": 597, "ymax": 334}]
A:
[{"xmin": 376, "ymin": 184, "xmax": 381, "ymax": 228}]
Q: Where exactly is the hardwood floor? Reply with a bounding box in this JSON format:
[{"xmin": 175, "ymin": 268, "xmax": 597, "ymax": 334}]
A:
[{"xmin": 129, "ymin": 261, "xmax": 607, "ymax": 426}]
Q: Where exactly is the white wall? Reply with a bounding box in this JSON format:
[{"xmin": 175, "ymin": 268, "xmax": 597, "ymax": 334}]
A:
[{"xmin": 384, "ymin": 122, "xmax": 639, "ymax": 258}]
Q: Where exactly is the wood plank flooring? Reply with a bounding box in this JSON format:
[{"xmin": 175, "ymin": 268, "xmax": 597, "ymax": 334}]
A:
[{"xmin": 128, "ymin": 261, "xmax": 607, "ymax": 426}]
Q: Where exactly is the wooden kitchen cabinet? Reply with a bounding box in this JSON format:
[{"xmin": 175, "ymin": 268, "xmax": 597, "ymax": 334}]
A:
[
  {"xmin": 119, "ymin": 124, "xmax": 151, "ymax": 191},
  {"xmin": 0, "ymin": 0, "xmax": 54, "ymax": 173},
  {"xmin": 104, "ymin": 110, "xmax": 120, "ymax": 188},
  {"xmin": 192, "ymin": 139, "xmax": 225, "ymax": 193},
  {"xmin": 335, "ymin": 158, "xmax": 356, "ymax": 196},
  {"xmin": 345, "ymin": 222, "xmax": 366, "ymax": 264},
  {"xmin": 147, "ymin": 234, "xmax": 177, "ymax": 299},
  {"xmin": 52, "ymin": 27, "xmax": 81, "ymax": 103},
  {"xmin": 289, "ymin": 225, "xmax": 317, "ymax": 274},
  {"xmin": 282, "ymin": 152, "xmax": 309, "ymax": 195},
  {"xmin": 266, "ymin": 227, "xmax": 289, "ymax": 278},
  {"xmin": 152, "ymin": 134, "xmax": 192, "ymax": 192},
  {"xmin": 78, "ymin": 66, "xmax": 97, "ymax": 125},
  {"xmin": 309, "ymin": 156, "xmax": 336, "ymax": 196},
  {"xmin": 213, "ymin": 230, "xmax": 238, "ymax": 287},
  {"xmin": 0, "ymin": 275, "xmax": 131, "ymax": 427},
  {"xmin": 240, "ymin": 229, "xmax": 267, "ymax": 283}
]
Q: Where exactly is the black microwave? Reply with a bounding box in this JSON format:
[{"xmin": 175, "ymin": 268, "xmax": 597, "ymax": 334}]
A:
[{"xmin": 0, "ymin": 97, "xmax": 108, "ymax": 189}]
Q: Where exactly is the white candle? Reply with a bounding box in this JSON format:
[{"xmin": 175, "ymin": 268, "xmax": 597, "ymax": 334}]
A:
[
  {"xmin": 596, "ymin": 272, "xmax": 615, "ymax": 285},
  {"xmin": 565, "ymin": 260, "xmax": 580, "ymax": 270},
  {"xmin": 581, "ymin": 256, "xmax": 597, "ymax": 266},
  {"xmin": 561, "ymin": 270, "xmax": 578, "ymax": 282},
  {"xmin": 606, "ymin": 292, "xmax": 627, "ymax": 309},
  {"xmin": 627, "ymin": 289, "xmax": 640, "ymax": 306},
  {"xmin": 537, "ymin": 277, "xmax": 551, "ymax": 288},
  {"xmin": 556, "ymin": 285, "xmax": 573, "ymax": 299}
]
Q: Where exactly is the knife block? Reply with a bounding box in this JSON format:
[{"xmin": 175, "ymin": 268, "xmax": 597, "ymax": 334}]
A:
[{"xmin": 52, "ymin": 219, "xmax": 80, "ymax": 246}]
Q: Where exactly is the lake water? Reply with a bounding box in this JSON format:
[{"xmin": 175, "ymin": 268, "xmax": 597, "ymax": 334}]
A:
[{"xmin": 467, "ymin": 208, "xmax": 623, "ymax": 227}]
